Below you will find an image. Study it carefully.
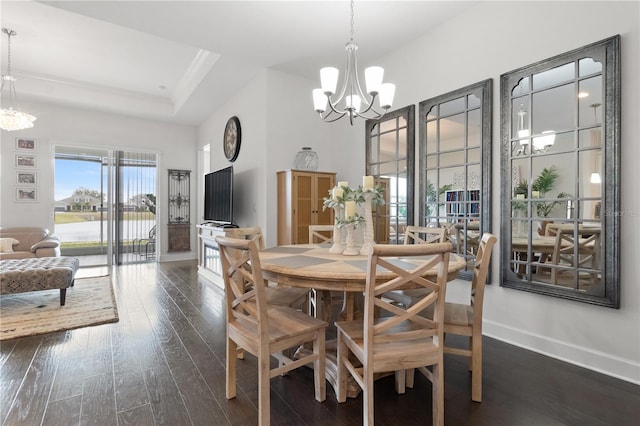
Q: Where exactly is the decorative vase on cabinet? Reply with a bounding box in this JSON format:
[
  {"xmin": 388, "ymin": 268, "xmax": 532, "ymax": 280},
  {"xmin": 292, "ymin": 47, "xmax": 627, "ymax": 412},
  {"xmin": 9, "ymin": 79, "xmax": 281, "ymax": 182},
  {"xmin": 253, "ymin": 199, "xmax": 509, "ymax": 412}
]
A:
[{"xmin": 295, "ymin": 147, "xmax": 319, "ymax": 171}]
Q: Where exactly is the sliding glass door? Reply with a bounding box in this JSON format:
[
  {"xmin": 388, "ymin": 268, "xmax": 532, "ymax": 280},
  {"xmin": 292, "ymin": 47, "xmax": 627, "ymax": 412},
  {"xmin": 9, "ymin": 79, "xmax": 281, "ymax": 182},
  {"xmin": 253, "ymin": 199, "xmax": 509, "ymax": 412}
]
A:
[{"xmin": 54, "ymin": 146, "xmax": 157, "ymax": 266}]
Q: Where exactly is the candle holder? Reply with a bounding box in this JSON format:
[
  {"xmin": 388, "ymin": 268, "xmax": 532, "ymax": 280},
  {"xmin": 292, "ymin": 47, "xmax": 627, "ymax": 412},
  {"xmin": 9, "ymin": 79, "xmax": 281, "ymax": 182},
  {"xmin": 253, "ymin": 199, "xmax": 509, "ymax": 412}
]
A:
[
  {"xmin": 329, "ymin": 206, "xmax": 344, "ymax": 254},
  {"xmin": 342, "ymin": 224, "xmax": 360, "ymax": 256},
  {"xmin": 360, "ymin": 192, "xmax": 375, "ymax": 255}
]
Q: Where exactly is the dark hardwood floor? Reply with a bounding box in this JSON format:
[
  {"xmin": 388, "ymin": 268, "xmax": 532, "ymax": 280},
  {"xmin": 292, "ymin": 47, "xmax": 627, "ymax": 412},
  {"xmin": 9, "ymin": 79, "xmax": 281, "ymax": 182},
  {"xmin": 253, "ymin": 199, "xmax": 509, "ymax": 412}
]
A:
[{"xmin": 1, "ymin": 260, "xmax": 638, "ymax": 425}]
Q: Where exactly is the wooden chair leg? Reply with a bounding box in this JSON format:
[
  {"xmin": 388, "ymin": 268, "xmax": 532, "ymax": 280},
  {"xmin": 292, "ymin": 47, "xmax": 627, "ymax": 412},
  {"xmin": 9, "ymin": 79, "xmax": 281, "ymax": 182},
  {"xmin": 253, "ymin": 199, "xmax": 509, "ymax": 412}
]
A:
[
  {"xmin": 363, "ymin": 367, "xmax": 374, "ymax": 426},
  {"xmin": 471, "ymin": 334, "xmax": 483, "ymax": 402},
  {"xmin": 336, "ymin": 331, "xmax": 347, "ymax": 403},
  {"xmin": 405, "ymin": 368, "xmax": 415, "ymax": 388},
  {"xmin": 226, "ymin": 338, "xmax": 237, "ymax": 399},
  {"xmin": 433, "ymin": 362, "xmax": 444, "ymax": 426},
  {"xmin": 313, "ymin": 331, "xmax": 326, "ymax": 402},
  {"xmin": 394, "ymin": 370, "xmax": 406, "ymax": 394},
  {"xmin": 258, "ymin": 353, "xmax": 270, "ymax": 426}
]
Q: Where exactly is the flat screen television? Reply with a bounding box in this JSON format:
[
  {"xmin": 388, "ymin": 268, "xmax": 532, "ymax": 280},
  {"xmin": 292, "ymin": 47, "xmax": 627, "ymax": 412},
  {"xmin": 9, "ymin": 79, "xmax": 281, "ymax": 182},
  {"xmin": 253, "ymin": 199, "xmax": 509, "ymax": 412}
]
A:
[{"xmin": 204, "ymin": 166, "xmax": 234, "ymax": 225}]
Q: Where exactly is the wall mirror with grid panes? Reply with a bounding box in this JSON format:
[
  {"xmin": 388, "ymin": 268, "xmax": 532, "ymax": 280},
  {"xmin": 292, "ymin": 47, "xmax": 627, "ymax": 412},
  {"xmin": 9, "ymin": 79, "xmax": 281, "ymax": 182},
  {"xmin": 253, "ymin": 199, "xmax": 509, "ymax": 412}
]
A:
[
  {"xmin": 500, "ymin": 36, "xmax": 620, "ymax": 307},
  {"xmin": 365, "ymin": 105, "xmax": 415, "ymax": 244},
  {"xmin": 418, "ymin": 80, "xmax": 492, "ymax": 280}
]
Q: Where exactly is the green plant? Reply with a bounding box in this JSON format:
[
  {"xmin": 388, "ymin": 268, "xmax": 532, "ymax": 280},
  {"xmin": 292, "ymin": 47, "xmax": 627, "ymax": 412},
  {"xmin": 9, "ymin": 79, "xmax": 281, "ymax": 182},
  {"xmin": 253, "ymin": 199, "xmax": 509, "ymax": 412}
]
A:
[
  {"xmin": 425, "ymin": 181, "xmax": 452, "ymax": 217},
  {"xmin": 531, "ymin": 166, "xmax": 571, "ymax": 217}
]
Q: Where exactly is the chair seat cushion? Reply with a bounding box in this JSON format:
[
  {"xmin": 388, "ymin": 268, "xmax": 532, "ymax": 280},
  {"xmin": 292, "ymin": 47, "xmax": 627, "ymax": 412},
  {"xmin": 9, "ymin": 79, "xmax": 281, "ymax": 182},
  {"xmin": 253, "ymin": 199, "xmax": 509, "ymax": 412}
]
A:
[
  {"xmin": 265, "ymin": 286, "xmax": 309, "ymax": 306},
  {"xmin": 230, "ymin": 304, "xmax": 326, "ymax": 353},
  {"xmin": 444, "ymin": 302, "xmax": 473, "ymax": 326},
  {"xmin": 336, "ymin": 318, "xmax": 440, "ymax": 369}
]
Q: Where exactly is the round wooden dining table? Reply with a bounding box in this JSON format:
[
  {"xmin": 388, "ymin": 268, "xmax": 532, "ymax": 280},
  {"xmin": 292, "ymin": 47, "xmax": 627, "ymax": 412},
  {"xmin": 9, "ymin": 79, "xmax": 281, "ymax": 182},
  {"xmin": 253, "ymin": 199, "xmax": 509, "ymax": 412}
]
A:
[
  {"xmin": 258, "ymin": 243, "xmax": 467, "ymax": 399},
  {"xmin": 259, "ymin": 243, "xmax": 466, "ymax": 292}
]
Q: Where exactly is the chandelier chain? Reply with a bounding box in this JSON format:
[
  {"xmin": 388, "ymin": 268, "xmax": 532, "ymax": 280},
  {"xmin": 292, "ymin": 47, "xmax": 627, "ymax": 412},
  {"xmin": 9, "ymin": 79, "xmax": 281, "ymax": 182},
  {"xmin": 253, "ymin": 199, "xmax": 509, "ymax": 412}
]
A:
[
  {"xmin": 6, "ymin": 32, "xmax": 10, "ymax": 75},
  {"xmin": 1, "ymin": 28, "xmax": 36, "ymax": 131},
  {"xmin": 349, "ymin": 0, "xmax": 355, "ymax": 42},
  {"xmin": 2, "ymin": 28, "xmax": 16, "ymax": 77}
]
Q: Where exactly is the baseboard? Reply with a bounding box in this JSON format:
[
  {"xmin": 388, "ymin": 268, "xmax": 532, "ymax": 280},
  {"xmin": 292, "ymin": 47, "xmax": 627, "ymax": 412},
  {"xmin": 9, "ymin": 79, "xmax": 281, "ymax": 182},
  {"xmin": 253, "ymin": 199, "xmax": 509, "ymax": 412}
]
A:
[
  {"xmin": 158, "ymin": 252, "xmax": 197, "ymax": 263},
  {"xmin": 483, "ymin": 319, "xmax": 640, "ymax": 385}
]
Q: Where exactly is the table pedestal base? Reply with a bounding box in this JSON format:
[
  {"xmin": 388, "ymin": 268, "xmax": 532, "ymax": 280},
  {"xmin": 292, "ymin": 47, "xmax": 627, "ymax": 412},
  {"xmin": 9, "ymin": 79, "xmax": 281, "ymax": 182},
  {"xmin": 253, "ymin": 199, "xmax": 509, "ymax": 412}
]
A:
[{"xmin": 295, "ymin": 339, "xmax": 362, "ymax": 399}]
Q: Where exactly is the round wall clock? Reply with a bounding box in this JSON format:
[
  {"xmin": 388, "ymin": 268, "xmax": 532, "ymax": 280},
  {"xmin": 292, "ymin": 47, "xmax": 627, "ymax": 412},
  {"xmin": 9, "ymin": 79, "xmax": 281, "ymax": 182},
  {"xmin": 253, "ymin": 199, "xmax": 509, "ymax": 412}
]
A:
[{"xmin": 223, "ymin": 116, "xmax": 241, "ymax": 162}]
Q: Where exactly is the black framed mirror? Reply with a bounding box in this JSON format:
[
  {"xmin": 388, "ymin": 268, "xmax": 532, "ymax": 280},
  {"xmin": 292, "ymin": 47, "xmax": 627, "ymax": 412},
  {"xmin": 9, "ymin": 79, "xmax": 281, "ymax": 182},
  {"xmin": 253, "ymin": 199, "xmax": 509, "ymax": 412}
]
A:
[
  {"xmin": 418, "ymin": 80, "xmax": 492, "ymax": 280},
  {"xmin": 365, "ymin": 105, "xmax": 415, "ymax": 244},
  {"xmin": 500, "ymin": 36, "xmax": 620, "ymax": 308}
]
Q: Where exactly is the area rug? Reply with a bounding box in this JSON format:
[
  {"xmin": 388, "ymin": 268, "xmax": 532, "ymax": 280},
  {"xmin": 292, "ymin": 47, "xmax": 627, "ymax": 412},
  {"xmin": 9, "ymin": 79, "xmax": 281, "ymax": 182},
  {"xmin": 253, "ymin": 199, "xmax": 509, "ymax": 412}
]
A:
[{"xmin": 0, "ymin": 276, "xmax": 119, "ymax": 341}]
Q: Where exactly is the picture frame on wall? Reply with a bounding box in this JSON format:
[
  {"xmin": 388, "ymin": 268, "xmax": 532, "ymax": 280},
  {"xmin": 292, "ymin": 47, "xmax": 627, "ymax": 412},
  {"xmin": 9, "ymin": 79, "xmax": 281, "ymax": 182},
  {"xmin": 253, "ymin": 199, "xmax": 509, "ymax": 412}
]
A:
[
  {"xmin": 16, "ymin": 187, "xmax": 38, "ymax": 202},
  {"xmin": 15, "ymin": 138, "xmax": 37, "ymax": 151},
  {"xmin": 16, "ymin": 171, "xmax": 37, "ymax": 185},
  {"xmin": 15, "ymin": 154, "xmax": 37, "ymax": 168}
]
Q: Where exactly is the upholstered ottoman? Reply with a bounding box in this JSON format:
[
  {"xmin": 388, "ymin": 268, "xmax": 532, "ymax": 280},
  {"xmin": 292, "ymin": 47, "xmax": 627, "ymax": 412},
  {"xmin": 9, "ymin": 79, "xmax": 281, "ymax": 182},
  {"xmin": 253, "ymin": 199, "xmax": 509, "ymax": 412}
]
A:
[{"xmin": 0, "ymin": 257, "xmax": 80, "ymax": 306}]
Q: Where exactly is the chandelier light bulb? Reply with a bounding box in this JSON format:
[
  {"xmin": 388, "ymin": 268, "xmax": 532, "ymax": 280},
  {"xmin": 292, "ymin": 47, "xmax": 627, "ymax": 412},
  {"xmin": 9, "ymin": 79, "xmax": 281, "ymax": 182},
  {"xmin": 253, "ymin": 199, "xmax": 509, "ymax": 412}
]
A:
[
  {"xmin": 320, "ymin": 67, "xmax": 339, "ymax": 95},
  {"xmin": 379, "ymin": 83, "xmax": 396, "ymax": 109},
  {"xmin": 346, "ymin": 95, "xmax": 361, "ymax": 112},
  {"xmin": 364, "ymin": 66, "xmax": 383, "ymax": 95},
  {"xmin": 313, "ymin": 89, "xmax": 327, "ymax": 113}
]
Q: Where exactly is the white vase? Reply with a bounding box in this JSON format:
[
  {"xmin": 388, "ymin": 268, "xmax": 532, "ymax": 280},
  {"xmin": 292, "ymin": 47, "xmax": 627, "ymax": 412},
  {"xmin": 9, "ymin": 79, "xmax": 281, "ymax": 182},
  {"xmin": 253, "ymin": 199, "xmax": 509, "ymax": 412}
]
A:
[
  {"xmin": 342, "ymin": 226, "xmax": 359, "ymax": 256},
  {"xmin": 360, "ymin": 192, "xmax": 374, "ymax": 255},
  {"xmin": 329, "ymin": 206, "xmax": 344, "ymax": 254}
]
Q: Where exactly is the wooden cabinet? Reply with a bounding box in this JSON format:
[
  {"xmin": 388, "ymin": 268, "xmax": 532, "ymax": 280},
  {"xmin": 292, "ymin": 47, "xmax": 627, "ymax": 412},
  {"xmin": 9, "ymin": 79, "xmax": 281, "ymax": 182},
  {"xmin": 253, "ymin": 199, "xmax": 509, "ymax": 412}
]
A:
[
  {"xmin": 277, "ymin": 170, "xmax": 336, "ymax": 245},
  {"xmin": 168, "ymin": 223, "xmax": 190, "ymax": 252}
]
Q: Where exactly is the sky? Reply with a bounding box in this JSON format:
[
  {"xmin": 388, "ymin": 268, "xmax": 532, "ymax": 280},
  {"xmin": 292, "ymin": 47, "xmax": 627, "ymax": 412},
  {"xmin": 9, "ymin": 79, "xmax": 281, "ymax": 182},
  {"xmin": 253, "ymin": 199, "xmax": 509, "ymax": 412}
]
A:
[
  {"xmin": 55, "ymin": 159, "xmax": 156, "ymax": 202},
  {"xmin": 55, "ymin": 159, "xmax": 103, "ymax": 200}
]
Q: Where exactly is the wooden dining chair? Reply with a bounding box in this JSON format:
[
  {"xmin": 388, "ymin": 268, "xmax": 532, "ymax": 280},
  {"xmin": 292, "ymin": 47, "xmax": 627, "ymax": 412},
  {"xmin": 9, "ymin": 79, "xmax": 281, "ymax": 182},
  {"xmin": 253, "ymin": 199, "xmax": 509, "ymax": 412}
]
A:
[
  {"xmin": 404, "ymin": 225, "xmax": 447, "ymax": 245},
  {"xmin": 382, "ymin": 226, "xmax": 448, "ymax": 309},
  {"xmin": 216, "ymin": 236, "xmax": 327, "ymax": 426},
  {"xmin": 549, "ymin": 226, "xmax": 600, "ymax": 286},
  {"xmin": 403, "ymin": 232, "xmax": 497, "ymax": 403},
  {"xmin": 226, "ymin": 226, "xmax": 310, "ymax": 307},
  {"xmin": 336, "ymin": 242, "xmax": 452, "ymax": 426},
  {"xmin": 308, "ymin": 224, "xmax": 334, "ymax": 244},
  {"xmin": 308, "ymin": 225, "xmax": 340, "ymax": 321}
]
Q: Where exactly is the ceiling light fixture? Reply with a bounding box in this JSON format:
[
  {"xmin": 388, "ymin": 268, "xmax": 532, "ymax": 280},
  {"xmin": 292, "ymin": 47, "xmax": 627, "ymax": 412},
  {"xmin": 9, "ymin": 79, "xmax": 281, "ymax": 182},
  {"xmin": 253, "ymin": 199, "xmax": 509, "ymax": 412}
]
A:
[
  {"xmin": 312, "ymin": 0, "xmax": 395, "ymax": 125},
  {"xmin": 516, "ymin": 102, "xmax": 555, "ymax": 155},
  {"xmin": 1, "ymin": 28, "xmax": 36, "ymax": 132}
]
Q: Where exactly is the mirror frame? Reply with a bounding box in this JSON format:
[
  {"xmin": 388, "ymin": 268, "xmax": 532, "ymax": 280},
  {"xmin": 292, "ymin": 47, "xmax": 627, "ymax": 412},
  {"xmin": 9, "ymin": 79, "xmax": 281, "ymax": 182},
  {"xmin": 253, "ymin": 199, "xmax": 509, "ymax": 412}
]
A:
[
  {"xmin": 365, "ymin": 105, "xmax": 416, "ymax": 243},
  {"xmin": 418, "ymin": 79, "xmax": 493, "ymax": 281},
  {"xmin": 499, "ymin": 36, "xmax": 620, "ymax": 308}
]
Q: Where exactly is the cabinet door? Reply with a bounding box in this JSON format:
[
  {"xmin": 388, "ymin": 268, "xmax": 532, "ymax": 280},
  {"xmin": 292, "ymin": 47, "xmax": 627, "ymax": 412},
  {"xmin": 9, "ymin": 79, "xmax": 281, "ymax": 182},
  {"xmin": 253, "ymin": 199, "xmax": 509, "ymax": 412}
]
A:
[
  {"xmin": 294, "ymin": 173, "xmax": 314, "ymax": 244},
  {"xmin": 314, "ymin": 174, "xmax": 335, "ymax": 227}
]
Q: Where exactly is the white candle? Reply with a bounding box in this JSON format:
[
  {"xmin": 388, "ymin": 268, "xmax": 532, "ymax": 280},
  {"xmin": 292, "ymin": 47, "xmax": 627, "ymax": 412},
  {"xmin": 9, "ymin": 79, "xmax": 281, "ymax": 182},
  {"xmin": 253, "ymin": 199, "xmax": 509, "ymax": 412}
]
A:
[
  {"xmin": 516, "ymin": 194, "xmax": 525, "ymax": 200},
  {"xmin": 363, "ymin": 175, "xmax": 374, "ymax": 190},
  {"xmin": 338, "ymin": 181, "xmax": 349, "ymax": 188},
  {"xmin": 332, "ymin": 187, "xmax": 343, "ymax": 201},
  {"xmin": 532, "ymin": 191, "xmax": 540, "ymax": 198},
  {"xmin": 345, "ymin": 200, "xmax": 356, "ymax": 219}
]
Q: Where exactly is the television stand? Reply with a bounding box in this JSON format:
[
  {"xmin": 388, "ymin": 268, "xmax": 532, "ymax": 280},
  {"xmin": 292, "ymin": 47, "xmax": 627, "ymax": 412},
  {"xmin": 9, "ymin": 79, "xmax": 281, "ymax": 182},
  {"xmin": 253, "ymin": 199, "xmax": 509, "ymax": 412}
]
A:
[
  {"xmin": 202, "ymin": 221, "xmax": 238, "ymax": 229},
  {"xmin": 196, "ymin": 223, "xmax": 237, "ymax": 290}
]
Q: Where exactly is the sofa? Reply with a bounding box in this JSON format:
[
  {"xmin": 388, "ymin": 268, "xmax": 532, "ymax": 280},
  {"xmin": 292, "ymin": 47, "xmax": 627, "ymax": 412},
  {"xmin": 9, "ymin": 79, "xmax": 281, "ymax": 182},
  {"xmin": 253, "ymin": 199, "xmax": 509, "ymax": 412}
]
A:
[{"xmin": 0, "ymin": 227, "xmax": 61, "ymax": 260}]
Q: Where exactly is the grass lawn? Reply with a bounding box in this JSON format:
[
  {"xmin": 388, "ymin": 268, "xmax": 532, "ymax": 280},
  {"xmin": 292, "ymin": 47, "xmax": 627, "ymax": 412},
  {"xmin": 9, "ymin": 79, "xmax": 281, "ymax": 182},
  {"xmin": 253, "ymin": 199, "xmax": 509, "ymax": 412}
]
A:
[{"xmin": 54, "ymin": 211, "xmax": 154, "ymax": 224}]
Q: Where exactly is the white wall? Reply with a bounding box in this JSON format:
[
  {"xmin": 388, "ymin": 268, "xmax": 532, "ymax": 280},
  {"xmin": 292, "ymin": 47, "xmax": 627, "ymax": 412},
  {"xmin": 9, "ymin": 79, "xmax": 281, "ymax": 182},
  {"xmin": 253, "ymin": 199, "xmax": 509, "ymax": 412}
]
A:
[
  {"xmin": 198, "ymin": 72, "xmax": 269, "ymax": 236},
  {"xmin": 0, "ymin": 100, "xmax": 198, "ymax": 262},
  {"xmin": 348, "ymin": 1, "xmax": 639, "ymax": 382},
  {"xmin": 197, "ymin": 1, "xmax": 638, "ymax": 383},
  {"xmin": 197, "ymin": 69, "xmax": 336, "ymax": 246}
]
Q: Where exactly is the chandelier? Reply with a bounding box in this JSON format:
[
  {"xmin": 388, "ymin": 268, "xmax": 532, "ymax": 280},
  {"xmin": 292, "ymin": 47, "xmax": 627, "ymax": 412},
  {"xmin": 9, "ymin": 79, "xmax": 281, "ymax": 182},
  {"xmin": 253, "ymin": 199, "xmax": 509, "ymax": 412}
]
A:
[
  {"xmin": 1, "ymin": 28, "xmax": 36, "ymax": 132},
  {"xmin": 516, "ymin": 103, "xmax": 555, "ymax": 155},
  {"xmin": 312, "ymin": 0, "xmax": 395, "ymax": 125}
]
